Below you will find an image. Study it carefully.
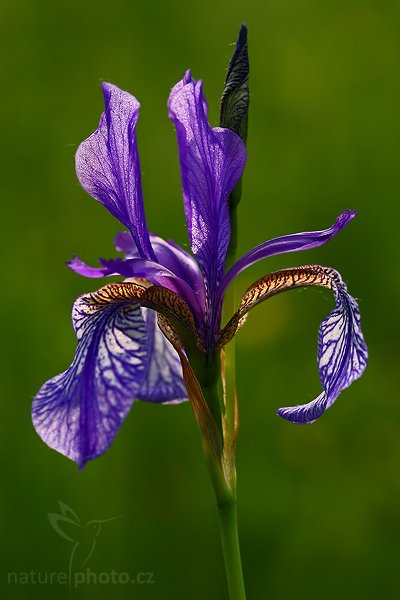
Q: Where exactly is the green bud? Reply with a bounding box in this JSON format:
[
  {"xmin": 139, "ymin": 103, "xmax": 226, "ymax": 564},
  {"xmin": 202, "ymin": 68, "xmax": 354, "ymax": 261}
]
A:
[{"xmin": 220, "ymin": 24, "xmax": 249, "ymax": 144}]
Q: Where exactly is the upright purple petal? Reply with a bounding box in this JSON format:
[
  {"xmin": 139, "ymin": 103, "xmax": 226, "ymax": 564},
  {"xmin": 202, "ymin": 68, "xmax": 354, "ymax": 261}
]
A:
[
  {"xmin": 75, "ymin": 82, "xmax": 155, "ymax": 260},
  {"xmin": 32, "ymin": 283, "xmax": 149, "ymax": 467},
  {"xmin": 138, "ymin": 309, "xmax": 188, "ymax": 403},
  {"xmin": 277, "ymin": 268, "xmax": 368, "ymax": 424},
  {"xmin": 168, "ymin": 71, "xmax": 247, "ymax": 307},
  {"xmin": 219, "ymin": 210, "xmax": 357, "ymax": 302}
]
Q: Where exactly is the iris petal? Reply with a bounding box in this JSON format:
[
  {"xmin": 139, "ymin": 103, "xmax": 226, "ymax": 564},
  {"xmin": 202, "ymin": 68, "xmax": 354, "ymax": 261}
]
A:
[
  {"xmin": 114, "ymin": 231, "xmax": 205, "ymax": 306},
  {"xmin": 138, "ymin": 309, "xmax": 187, "ymax": 403},
  {"xmin": 114, "ymin": 230, "xmax": 139, "ymax": 257},
  {"xmin": 32, "ymin": 283, "xmax": 148, "ymax": 467},
  {"xmin": 150, "ymin": 236, "xmax": 205, "ymax": 306},
  {"xmin": 219, "ymin": 210, "xmax": 357, "ymax": 303},
  {"xmin": 219, "ymin": 265, "xmax": 367, "ymax": 423},
  {"xmin": 168, "ymin": 71, "xmax": 247, "ymax": 312},
  {"xmin": 75, "ymin": 82, "xmax": 155, "ymax": 260},
  {"xmin": 68, "ymin": 254, "xmax": 203, "ymax": 322},
  {"xmin": 67, "ymin": 255, "xmax": 120, "ymax": 278},
  {"xmin": 278, "ymin": 268, "xmax": 368, "ymax": 423},
  {"xmin": 105, "ymin": 258, "xmax": 203, "ymax": 322}
]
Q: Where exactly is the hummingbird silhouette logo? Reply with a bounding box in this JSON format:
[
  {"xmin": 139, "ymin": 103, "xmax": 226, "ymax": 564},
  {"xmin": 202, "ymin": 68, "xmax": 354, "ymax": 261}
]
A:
[{"xmin": 48, "ymin": 501, "xmax": 123, "ymax": 588}]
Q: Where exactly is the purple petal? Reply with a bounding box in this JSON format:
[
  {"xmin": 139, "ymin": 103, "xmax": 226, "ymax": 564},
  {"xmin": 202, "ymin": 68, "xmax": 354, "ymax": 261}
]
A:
[
  {"xmin": 100, "ymin": 258, "xmax": 203, "ymax": 321},
  {"xmin": 68, "ymin": 253, "xmax": 204, "ymax": 323},
  {"xmin": 150, "ymin": 235, "xmax": 205, "ymax": 307},
  {"xmin": 168, "ymin": 71, "xmax": 247, "ymax": 304},
  {"xmin": 32, "ymin": 286, "xmax": 149, "ymax": 467},
  {"xmin": 138, "ymin": 309, "xmax": 187, "ymax": 403},
  {"xmin": 277, "ymin": 269, "xmax": 368, "ymax": 424},
  {"xmin": 219, "ymin": 210, "xmax": 357, "ymax": 302},
  {"xmin": 75, "ymin": 82, "xmax": 155, "ymax": 260},
  {"xmin": 67, "ymin": 255, "xmax": 118, "ymax": 278},
  {"xmin": 114, "ymin": 231, "xmax": 138, "ymax": 257},
  {"xmin": 114, "ymin": 231, "xmax": 205, "ymax": 304}
]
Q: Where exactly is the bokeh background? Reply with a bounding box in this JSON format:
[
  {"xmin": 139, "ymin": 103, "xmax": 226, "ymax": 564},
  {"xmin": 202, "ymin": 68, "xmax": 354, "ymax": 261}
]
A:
[{"xmin": 2, "ymin": 0, "xmax": 400, "ymax": 598}]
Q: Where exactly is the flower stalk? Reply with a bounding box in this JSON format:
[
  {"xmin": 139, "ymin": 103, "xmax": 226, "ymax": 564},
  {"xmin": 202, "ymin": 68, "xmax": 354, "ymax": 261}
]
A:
[
  {"xmin": 217, "ymin": 499, "xmax": 246, "ymax": 600},
  {"xmin": 204, "ymin": 24, "xmax": 250, "ymax": 599},
  {"xmin": 217, "ymin": 269, "xmax": 245, "ymax": 600}
]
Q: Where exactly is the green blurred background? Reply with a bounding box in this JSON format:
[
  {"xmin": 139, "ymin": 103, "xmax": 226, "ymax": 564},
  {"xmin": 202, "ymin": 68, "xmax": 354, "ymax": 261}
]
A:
[{"xmin": 2, "ymin": 0, "xmax": 399, "ymax": 598}]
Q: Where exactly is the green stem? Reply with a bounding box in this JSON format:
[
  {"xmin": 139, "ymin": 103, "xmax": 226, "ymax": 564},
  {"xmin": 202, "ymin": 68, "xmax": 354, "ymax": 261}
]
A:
[
  {"xmin": 217, "ymin": 499, "xmax": 246, "ymax": 600},
  {"xmin": 216, "ymin": 200, "xmax": 246, "ymax": 599}
]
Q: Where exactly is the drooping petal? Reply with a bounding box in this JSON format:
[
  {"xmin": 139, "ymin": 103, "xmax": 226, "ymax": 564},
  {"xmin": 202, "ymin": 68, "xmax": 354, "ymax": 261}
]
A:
[
  {"xmin": 278, "ymin": 268, "xmax": 367, "ymax": 423},
  {"xmin": 218, "ymin": 210, "xmax": 357, "ymax": 303},
  {"xmin": 168, "ymin": 71, "xmax": 247, "ymax": 307},
  {"xmin": 278, "ymin": 392, "xmax": 328, "ymax": 424},
  {"xmin": 138, "ymin": 309, "xmax": 187, "ymax": 403},
  {"xmin": 32, "ymin": 282, "xmax": 149, "ymax": 467},
  {"xmin": 219, "ymin": 265, "xmax": 367, "ymax": 423},
  {"xmin": 75, "ymin": 82, "xmax": 155, "ymax": 260}
]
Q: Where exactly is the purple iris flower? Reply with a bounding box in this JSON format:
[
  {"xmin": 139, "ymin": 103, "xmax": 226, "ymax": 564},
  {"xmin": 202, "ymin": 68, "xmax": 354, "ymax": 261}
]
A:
[{"xmin": 32, "ymin": 71, "xmax": 367, "ymax": 468}]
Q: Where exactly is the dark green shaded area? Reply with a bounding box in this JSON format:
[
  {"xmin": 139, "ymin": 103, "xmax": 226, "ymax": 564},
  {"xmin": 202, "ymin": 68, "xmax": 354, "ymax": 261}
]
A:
[{"xmin": 1, "ymin": 1, "xmax": 400, "ymax": 598}]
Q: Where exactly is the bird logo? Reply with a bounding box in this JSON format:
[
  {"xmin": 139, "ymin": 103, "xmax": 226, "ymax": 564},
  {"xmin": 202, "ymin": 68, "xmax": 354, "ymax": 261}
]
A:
[{"xmin": 48, "ymin": 501, "xmax": 123, "ymax": 588}]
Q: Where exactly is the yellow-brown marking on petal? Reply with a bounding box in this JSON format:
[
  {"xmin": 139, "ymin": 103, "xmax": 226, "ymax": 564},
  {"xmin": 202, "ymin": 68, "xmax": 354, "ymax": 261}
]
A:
[
  {"xmin": 80, "ymin": 281, "xmax": 147, "ymax": 311},
  {"xmin": 81, "ymin": 282, "xmax": 205, "ymax": 352},
  {"xmin": 240, "ymin": 265, "xmax": 333, "ymax": 315},
  {"xmin": 142, "ymin": 286, "xmax": 196, "ymax": 329},
  {"xmin": 141, "ymin": 285, "xmax": 204, "ymax": 351},
  {"xmin": 217, "ymin": 314, "xmax": 240, "ymax": 348},
  {"xmin": 217, "ymin": 265, "xmax": 337, "ymax": 347}
]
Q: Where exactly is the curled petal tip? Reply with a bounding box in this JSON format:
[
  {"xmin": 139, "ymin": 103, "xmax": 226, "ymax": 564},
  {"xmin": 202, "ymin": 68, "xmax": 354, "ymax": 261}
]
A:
[
  {"xmin": 276, "ymin": 408, "xmax": 293, "ymax": 422},
  {"xmin": 276, "ymin": 407, "xmax": 315, "ymax": 425},
  {"xmin": 337, "ymin": 209, "xmax": 357, "ymax": 227},
  {"xmin": 67, "ymin": 255, "xmax": 114, "ymax": 278},
  {"xmin": 101, "ymin": 80, "xmax": 112, "ymax": 93},
  {"xmin": 183, "ymin": 69, "xmax": 192, "ymax": 84}
]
